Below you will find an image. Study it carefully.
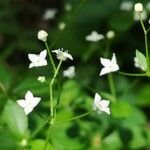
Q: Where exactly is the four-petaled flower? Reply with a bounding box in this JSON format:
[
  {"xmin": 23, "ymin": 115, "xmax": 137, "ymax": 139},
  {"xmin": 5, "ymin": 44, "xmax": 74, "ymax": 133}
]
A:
[
  {"xmin": 85, "ymin": 31, "xmax": 104, "ymax": 42},
  {"xmin": 28, "ymin": 50, "xmax": 47, "ymax": 68},
  {"xmin": 63, "ymin": 66, "xmax": 75, "ymax": 78},
  {"xmin": 93, "ymin": 93, "xmax": 110, "ymax": 115},
  {"xmin": 52, "ymin": 48, "xmax": 73, "ymax": 61},
  {"xmin": 17, "ymin": 91, "xmax": 41, "ymax": 115},
  {"xmin": 100, "ymin": 53, "xmax": 119, "ymax": 76}
]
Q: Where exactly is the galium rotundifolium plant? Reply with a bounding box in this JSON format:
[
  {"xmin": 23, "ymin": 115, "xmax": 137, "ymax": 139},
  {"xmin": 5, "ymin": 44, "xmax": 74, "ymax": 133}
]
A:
[{"xmin": 3, "ymin": 27, "xmax": 111, "ymax": 149}]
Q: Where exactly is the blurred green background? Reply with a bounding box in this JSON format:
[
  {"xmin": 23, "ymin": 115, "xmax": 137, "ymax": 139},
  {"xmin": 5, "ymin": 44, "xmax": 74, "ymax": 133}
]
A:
[{"xmin": 0, "ymin": 0, "xmax": 150, "ymax": 149}]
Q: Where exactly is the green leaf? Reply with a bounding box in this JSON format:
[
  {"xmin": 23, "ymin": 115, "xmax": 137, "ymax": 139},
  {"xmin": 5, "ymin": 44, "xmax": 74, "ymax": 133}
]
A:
[
  {"xmin": 111, "ymin": 101, "xmax": 133, "ymax": 118},
  {"xmin": 0, "ymin": 126, "xmax": 17, "ymax": 150},
  {"xmin": 3, "ymin": 100, "xmax": 28, "ymax": 140},
  {"xmin": 30, "ymin": 139, "xmax": 53, "ymax": 150},
  {"xmin": 102, "ymin": 131, "xmax": 122, "ymax": 150},
  {"xmin": 135, "ymin": 50, "xmax": 147, "ymax": 71}
]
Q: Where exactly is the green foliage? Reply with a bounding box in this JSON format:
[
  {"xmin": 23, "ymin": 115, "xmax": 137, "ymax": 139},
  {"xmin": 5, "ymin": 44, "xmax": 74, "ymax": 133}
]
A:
[
  {"xmin": 30, "ymin": 139, "xmax": 53, "ymax": 150},
  {"xmin": 2, "ymin": 100, "xmax": 28, "ymax": 140},
  {"xmin": 0, "ymin": 0, "xmax": 150, "ymax": 149}
]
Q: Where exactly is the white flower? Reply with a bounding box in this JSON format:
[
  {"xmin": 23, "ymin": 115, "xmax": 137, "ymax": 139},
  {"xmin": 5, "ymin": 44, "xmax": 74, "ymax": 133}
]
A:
[
  {"xmin": 93, "ymin": 93, "xmax": 110, "ymax": 115},
  {"xmin": 134, "ymin": 10, "xmax": 147, "ymax": 21},
  {"xmin": 58, "ymin": 22, "xmax": 66, "ymax": 31},
  {"xmin": 37, "ymin": 30, "xmax": 48, "ymax": 42},
  {"xmin": 85, "ymin": 31, "xmax": 104, "ymax": 42},
  {"xmin": 43, "ymin": 8, "xmax": 57, "ymax": 20},
  {"xmin": 149, "ymin": 19, "xmax": 150, "ymax": 24},
  {"xmin": 65, "ymin": 3, "xmax": 72, "ymax": 12},
  {"xmin": 63, "ymin": 66, "xmax": 75, "ymax": 78},
  {"xmin": 100, "ymin": 53, "xmax": 119, "ymax": 76},
  {"xmin": 106, "ymin": 30, "xmax": 115, "ymax": 39},
  {"xmin": 120, "ymin": 1, "xmax": 133, "ymax": 11},
  {"xmin": 17, "ymin": 91, "xmax": 41, "ymax": 115},
  {"xmin": 28, "ymin": 50, "xmax": 47, "ymax": 68},
  {"xmin": 38, "ymin": 76, "xmax": 46, "ymax": 83},
  {"xmin": 134, "ymin": 3, "xmax": 143, "ymax": 13},
  {"xmin": 52, "ymin": 48, "xmax": 73, "ymax": 61}
]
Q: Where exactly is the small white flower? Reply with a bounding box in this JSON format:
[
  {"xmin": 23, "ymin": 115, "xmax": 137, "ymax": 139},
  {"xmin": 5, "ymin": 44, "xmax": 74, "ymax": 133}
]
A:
[
  {"xmin": 63, "ymin": 66, "xmax": 75, "ymax": 78},
  {"xmin": 85, "ymin": 31, "xmax": 104, "ymax": 42},
  {"xmin": 58, "ymin": 22, "xmax": 66, "ymax": 31},
  {"xmin": 100, "ymin": 53, "xmax": 119, "ymax": 76},
  {"xmin": 43, "ymin": 8, "xmax": 57, "ymax": 20},
  {"xmin": 17, "ymin": 91, "xmax": 41, "ymax": 115},
  {"xmin": 120, "ymin": 1, "xmax": 133, "ymax": 11},
  {"xmin": 148, "ymin": 19, "xmax": 150, "ymax": 24},
  {"xmin": 37, "ymin": 30, "xmax": 48, "ymax": 42},
  {"xmin": 93, "ymin": 93, "xmax": 110, "ymax": 115},
  {"xmin": 106, "ymin": 30, "xmax": 115, "ymax": 39},
  {"xmin": 65, "ymin": 3, "xmax": 72, "ymax": 12},
  {"xmin": 28, "ymin": 50, "xmax": 47, "ymax": 68},
  {"xmin": 52, "ymin": 48, "xmax": 73, "ymax": 61},
  {"xmin": 134, "ymin": 10, "xmax": 147, "ymax": 21},
  {"xmin": 38, "ymin": 76, "xmax": 46, "ymax": 83},
  {"xmin": 134, "ymin": 3, "xmax": 143, "ymax": 13}
]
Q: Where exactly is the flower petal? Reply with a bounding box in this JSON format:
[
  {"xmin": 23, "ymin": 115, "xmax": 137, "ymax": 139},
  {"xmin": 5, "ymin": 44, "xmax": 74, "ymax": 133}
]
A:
[
  {"xmin": 94, "ymin": 93, "xmax": 101, "ymax": 105},
  {"xmin": 24, "ymin": 106, "xmax": 34, "ymax": 115},
  {"xmin": 17, "ymin": 100, "xmax": 26, "ymax": 108},
  {"xmin": 99, "ymin": 67, "xmax": 111, "ymax": 76},
  {"xmin": 111, "ymin": 53, "xmax": 117, "ymax": 64},
  {"xmin": 28, "ymin": 54, "xmax": 38, "ymax": 63},
  {"xmin": 25, "ymin": 91, "xmax": 34, "ymax": 101},
  {"xmin": 100, "ymin": 58, "xmax": 111, "ymax": 67},
  {"xmin": 40, "ymin": 50, "xmax": 47, "ymax": 59},
  {"xmin": 31, "ymin": 97, "xmax": 41, "ymax": 108},
  {"xmin": 100, "ymin": 100, "xmax": 110, "ymax": 107},
  {"xmin": 64, "ymin": 52, "xmax": 73, "ymax": 60}
]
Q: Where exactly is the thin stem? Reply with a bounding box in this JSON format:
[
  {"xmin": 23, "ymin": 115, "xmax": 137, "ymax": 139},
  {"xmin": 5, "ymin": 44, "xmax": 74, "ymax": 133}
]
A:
[
  {"xmin": 45, "ymin": 42, "xmax": 56, "ymax": 72},
  {"xmin": 49, "ymin": 60, "xmax": 62, "ymax": 124},
  {"xmin": 119, "ymin": 71, "xmax": 148, "ymax": 77},
  {"xmin": 43, "ymin": 125, "xmax": 52, "ymax": 150},
  {"xmin": 55, "ymin": 111, "xmax": 92, "ymax": 125},
  {"xmin": 108, "ymin": 73, "xmax": 116, "ymax": 101},
  {"xmin": 147, "ymin": 27, "xmax": 150, "ymax": 33},
  {"xmin": 139, "ymin": 14, "xmax": 150, "ymax": 72}
]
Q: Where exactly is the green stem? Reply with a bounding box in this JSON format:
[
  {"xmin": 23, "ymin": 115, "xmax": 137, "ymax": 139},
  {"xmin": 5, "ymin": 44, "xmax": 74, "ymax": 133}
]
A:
[
  {"xmin": 55, "ymin": 111, "xmax": 92, "ymax": 125},
  {"xmin": 44, "ymin": 60, "xmax": 62, "ymax": 150},
  {"xmin": 108, "ymin": 73, "xmax": 116, "ymax": 101},
  {"xmin": 139, "ymin": 14, "xmax": 150, "ymax": 72},
  {"xmin": 45, "ymin": 42, "xmax": 56, "ymax": 72},
  {"xmin": 43, "ymin": 124, "xmax": 52, "ymax": 150},
  {"xmin": 147, "ymin": 27, "xmax": 150, "ymax": 33},
  {"xmin": 49, "ymin": 60, "xmax": 62, "ymax": 124},
  {"xmin": 119, "ymin": 71, "xmax": 148, "ymax": 77}
]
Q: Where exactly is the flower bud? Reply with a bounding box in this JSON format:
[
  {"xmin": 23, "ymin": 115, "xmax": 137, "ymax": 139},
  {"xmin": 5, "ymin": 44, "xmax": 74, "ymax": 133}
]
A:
[
  {"xmin": 38, "ymin": 76, "xmax": 46, "ymax": 83},
  {"xmin": 106, "ymin": 30, "xmax": 115, "ymax": 39},
  {"xmin": 20, "ymin": 139, "xmax": 28, "ymax": 147},
  {"xmin": 37, "ymin": 30, "xmax": 48, "ymax": 42},
  {"xmin": 134, "ymin": 3, "xmax": 143, "ymax": 13}
]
